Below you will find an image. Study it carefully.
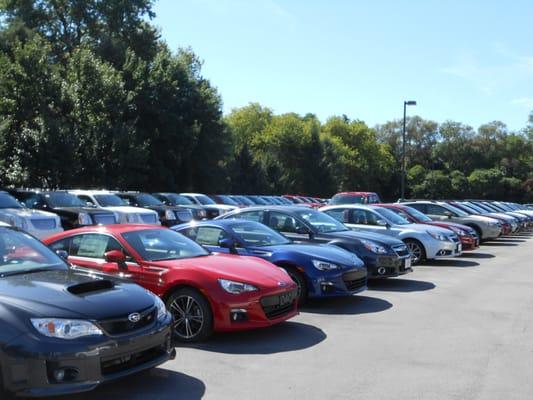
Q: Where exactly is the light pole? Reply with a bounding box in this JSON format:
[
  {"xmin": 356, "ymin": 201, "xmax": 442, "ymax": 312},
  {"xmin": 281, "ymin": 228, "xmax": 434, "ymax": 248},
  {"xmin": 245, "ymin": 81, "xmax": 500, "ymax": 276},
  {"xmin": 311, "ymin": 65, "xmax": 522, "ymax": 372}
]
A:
[{"xmin": 401, "ymin": 100, "xmax": 417, "ymax": 200}]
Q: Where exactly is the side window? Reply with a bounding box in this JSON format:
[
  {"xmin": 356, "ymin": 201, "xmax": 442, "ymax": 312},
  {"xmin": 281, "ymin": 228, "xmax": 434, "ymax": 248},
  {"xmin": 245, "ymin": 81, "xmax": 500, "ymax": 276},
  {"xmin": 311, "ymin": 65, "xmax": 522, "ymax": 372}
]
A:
[
  {"xmin": 70, "ymin": 234, "xmax": 125, "ymax": 259},
  {"xmin": 195, "ymin": 227, "xmax": 229, "ymax": 246},
  {"xmin": 408, "ymin": 203, "xmax": 427, "ymax": 214},
  {"xmin": 22, "ymin": 194, "xmax": 41, "ymax": 209},
  {"xmin": 179, "ymin": 227, "xmax": 198, "ymax": 241},
  {"xmin": 49, "ymin": 237, "xmax": 71, "ymax": 252},
  {"xmin": 77, "ymin": 195, "xmax": 92, "ymax": 205},
  {"xmin": 351, "ymin": 210, "xmax": 369, "ymax": 225},
  {"xmin": 268, "ymin": 212, "xmax": 304, "ymax": 233},
  {"xmin": 232, "ymin": 210, "xmax": 264, "ymax": 223},
  {"xmin": 323, "ymin": 209, "xmax": 345, "ymax": 223},
  {"xmin": 119, "ymin": 196, "xmax": 132, "ymax": 206},
  {"xmin": 426, "ymin": 204, "xmax": 448, "ymax": 216}
]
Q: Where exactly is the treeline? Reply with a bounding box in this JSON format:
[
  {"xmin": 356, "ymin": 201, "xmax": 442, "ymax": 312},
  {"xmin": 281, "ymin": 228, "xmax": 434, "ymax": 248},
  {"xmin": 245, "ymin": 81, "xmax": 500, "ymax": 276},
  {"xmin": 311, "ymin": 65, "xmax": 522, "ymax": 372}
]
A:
[{"xmin": 0, "ymin": 1, "xmax": 532, "ymax": 201}]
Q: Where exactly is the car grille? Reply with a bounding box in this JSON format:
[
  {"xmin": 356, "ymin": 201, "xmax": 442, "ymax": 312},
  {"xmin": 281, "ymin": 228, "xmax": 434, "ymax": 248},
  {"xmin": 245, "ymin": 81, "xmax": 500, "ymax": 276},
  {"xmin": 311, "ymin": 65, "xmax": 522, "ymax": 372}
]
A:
[
  {"xmin": 260, "ymin": 290, "xmax": 297, "ymax": 319},
  {"xmin": 342, "ymin": 271, "xmax": 367, "ymax": 291},
  {"xmin": 100, "ymin": 345, "xmax": 166, "ymax": 377},
  {"xmin": 93, "ymin": 214, "xmax": 117, "ymax": 225},
  {"xmin": 98, "ymin": 307, "xmax": 156, "ymax": 336},
  {"xmin": 176, "ymin": 209, "xmax": 193, "ymax": 222},
  {"xmin": 392, "ymin": 244, "xmax": 409, "ymax": 257},
  {"xmin": 140, "ymin": 213, "xmax": 158, "ymax": 224},
  {"xmin": 31, "ymin": 218, "xmax": 56, "ymax": 230}
]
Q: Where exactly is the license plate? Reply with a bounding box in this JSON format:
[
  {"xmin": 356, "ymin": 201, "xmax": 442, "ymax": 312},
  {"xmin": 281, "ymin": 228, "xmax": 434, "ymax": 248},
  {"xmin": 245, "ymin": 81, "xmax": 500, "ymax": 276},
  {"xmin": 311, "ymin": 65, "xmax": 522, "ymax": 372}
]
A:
[{"xmin": 404, "ymin": 258, "xmax": 411, "ymax": 269}]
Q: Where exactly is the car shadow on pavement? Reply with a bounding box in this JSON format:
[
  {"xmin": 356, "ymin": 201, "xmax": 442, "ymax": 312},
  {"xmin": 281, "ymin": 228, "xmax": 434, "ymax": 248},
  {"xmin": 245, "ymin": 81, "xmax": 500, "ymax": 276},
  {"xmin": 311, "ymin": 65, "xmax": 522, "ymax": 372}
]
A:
[
  {"xmin": 11, "ymin": 369, "xmax": 206, "ymax": 400},
  {"xmin": 302, "ymin": 295, "xmax": 392, "ymax": 315},
  {"xmin": 461, "ymin": 252, "xmax": 495, "ymax": 259},
  {"xmin": 424, "ymin": 259, "xmax": 479, "ymax": 267},
  {"xmin": 184, "ymin": 321, "xmax": 326, "ymax": 355},
  {"xmin": 494, "ymin": 238, "xmax": 526, "ymax": 243},
  {"xmin": 482, "ymin": 241, "xmax": 519, "ymax": 246},
  {"xmin": 368, "ymin": 279, "xmax": 435, "ymax": 293}
]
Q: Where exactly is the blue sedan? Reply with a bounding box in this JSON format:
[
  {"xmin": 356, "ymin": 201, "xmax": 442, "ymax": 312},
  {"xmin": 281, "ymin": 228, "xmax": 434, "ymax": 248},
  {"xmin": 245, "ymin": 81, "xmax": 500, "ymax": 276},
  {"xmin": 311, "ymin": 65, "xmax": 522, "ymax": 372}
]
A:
[{"xmin": 173, "ymin": 220, "xmax": 367, "ymax": 304}]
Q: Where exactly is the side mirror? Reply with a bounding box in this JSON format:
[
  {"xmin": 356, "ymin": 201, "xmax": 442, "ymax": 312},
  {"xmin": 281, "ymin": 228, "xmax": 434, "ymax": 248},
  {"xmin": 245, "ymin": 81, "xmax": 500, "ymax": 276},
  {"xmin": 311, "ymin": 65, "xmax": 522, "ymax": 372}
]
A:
[
  {"xmin": 376, "ymin": 219, "xmax": 389, "ymax": 227},
  {"xmin": 86, "ymin": 201, "xmax": 96, "ymax": 208},
  {"xmin": 56, "ymin": 250, "xmax": 69, "ymax": 261},
  {"xmin": 444, "ymin": 211, "xmax": 453, "ymax": 219},
  {"xmin": 218, "ymin": 238, "xmax": 238, "ymax": 254},
  {"xmin": 296, "ymin": 226, "xmax": 310, "ymax": 235},
  {"xmin": 105, "ymin": 250, "xmax": 127, "ymax": 269}
]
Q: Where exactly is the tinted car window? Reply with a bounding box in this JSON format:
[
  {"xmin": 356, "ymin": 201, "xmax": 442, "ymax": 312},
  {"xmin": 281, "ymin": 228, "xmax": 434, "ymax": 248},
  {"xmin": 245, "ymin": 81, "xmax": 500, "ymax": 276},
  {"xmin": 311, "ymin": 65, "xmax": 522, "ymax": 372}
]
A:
[
  {"xmin": 231, "ymin": 221, "xmax": 291, "ymax": 246},
  {"xmin": 407, "ymin": 203, "xmax": 427, "ymax": 214},
  {"xmin": 331, "ymin": 194, "xmax": 364, "ymax": 205},
  {"xmin": 322, "ymin": 208, "xmax": 346, "ymax": 223},
  {"xmin": 231, "ymin": 210, "xmax": 264, "ymax": 222},
  {"xmin": 194, "ymin": 227, "xmax": 229, "ymax": 246},
  {"xmin": 293, "ymin": 209, "xmax": 348, "ymax": 233},
  {"xmin": 136, "ymin": 194, "xmax": 163, "ymax": 207},
  {"xmin": 268, "ymin": 212, "xmax": 305, "ymax": 233},
  {"xmin": 70, "ymin": 234, "xmax": 124, "ymax": 259},
  {"xmin": 45, "ymin": 192, "xmax": 87, "ymax": 208},
  {"xmin": 425, "ymin": 204, "xmax": 449, "ymax": 216},
  {"xmin": 94, "ymin": 194, "xmax": 127, "ymax": 207}
]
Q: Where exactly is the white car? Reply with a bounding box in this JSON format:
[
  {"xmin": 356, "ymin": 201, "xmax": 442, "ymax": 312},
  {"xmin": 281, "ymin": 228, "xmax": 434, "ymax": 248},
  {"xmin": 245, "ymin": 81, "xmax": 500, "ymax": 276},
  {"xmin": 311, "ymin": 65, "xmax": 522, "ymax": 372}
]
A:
[
  {"xmin": 69, "ymin": 190, "xmax": 160, "ymax": 225},
  {"xmin": 180, "ymin": 193, "xmax": 237, "ymax": 217},
  {"xmin": 320, "ymin": 204, "xmax": 462, "ymax": 265},
  {"xmin": 0, "ymin": 191, "xmax": 63, "ymax": 239}
]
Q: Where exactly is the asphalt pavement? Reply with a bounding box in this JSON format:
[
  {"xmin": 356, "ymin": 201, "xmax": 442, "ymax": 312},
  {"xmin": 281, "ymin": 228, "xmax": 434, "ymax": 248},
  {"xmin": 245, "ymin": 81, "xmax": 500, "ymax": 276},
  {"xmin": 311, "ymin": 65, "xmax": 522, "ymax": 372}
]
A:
[{"xmin": 44, "ymin": 232, "xmax": 533, "ymax": 399}]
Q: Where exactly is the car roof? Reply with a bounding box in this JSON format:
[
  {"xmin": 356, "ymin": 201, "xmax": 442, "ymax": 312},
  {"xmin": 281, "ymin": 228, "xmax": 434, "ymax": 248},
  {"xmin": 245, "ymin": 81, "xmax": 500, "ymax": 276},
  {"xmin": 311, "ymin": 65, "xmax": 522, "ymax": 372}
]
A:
[
  {"xmin": 69, "ymin": 190, "xmax": 114, "ymax": 195},
  {"xmin": 62, "ymin": 224, "xmax": 167, "ymax": 235},
  {"xmin": 323, "ymin": 204, "xmax": 376, "ymax": 210},
  {"xmin": 225, "ymin": 205, "xmax": 306, "ymax": 214},
  {"xmin": 334, "ymin": 192, "xmax": 377, "ymax": 196}
]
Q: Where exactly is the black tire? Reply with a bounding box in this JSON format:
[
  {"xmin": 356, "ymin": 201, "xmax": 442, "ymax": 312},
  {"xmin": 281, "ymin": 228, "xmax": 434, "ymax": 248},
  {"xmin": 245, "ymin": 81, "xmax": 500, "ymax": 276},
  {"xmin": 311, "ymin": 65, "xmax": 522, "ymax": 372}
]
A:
[
  {"xmin": 404, "ymin": 239, "xmax": 426, "ymax": 265},
  {"xmin": 165, "ymin": 287, "xmax": 213, "ymax": 343},
  {"xmin": 467, "ymin": 224, "xmax": 483, "ymax": 242},
  {"xmin": 283, "ymin": 267, "xmax": 308, "ymax": 305}
]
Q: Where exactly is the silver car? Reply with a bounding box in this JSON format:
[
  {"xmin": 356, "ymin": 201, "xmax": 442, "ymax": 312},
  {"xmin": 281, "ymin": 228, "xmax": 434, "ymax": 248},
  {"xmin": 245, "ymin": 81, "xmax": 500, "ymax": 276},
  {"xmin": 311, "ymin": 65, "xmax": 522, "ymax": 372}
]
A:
[
  {"xmin": 320, "ymin": 204, "xmax": 462, "ymax": 265},
  {"xmin": 0, "ymin": 191, "xmax": 63, "ymax": 239}
]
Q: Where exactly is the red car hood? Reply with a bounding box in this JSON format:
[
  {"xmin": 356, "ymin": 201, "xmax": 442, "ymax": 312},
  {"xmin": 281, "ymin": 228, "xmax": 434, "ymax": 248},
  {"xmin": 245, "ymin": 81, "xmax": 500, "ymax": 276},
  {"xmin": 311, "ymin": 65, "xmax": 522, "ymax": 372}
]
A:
[{"xmin": 149, "ymin": 254, "xmax": 295, "ymax": 289}]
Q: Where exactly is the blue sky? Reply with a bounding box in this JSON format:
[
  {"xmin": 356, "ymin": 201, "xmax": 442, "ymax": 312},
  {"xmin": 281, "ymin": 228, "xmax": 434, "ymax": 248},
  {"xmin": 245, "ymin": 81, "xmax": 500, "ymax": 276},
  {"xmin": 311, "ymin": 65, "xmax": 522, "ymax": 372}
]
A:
[{"xmin": 153, "ymin": 0, "xmax": 533, "ymax": 131}]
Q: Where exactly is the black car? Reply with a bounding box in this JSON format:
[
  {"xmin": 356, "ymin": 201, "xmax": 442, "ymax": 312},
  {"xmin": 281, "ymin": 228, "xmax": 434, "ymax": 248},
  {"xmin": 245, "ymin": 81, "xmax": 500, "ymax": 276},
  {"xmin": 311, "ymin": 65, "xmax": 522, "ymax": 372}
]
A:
[
  {"xmin": 152, "ymin": 192, "xmax": 208, "ymax": 220},
  {"xmin": 8, "ymin": 189, "xmax": 118, "ymax": 230},
  {"xmin": 115, "ymin": 192, "xmax": 193, "ymax": 227},
  {"xmin": 0, "ymin": 226, "xmax": 174, "ymax": 397},
  {"xmin": 218, "ymin": 206, "xmax": 412, "ymax": 279}
]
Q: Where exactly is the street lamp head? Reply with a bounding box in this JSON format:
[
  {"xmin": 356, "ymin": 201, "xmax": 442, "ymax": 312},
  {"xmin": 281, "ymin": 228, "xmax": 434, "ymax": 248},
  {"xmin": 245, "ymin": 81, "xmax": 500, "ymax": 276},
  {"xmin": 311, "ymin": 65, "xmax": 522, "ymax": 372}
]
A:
[{"xmin": 405, "ymin": 100, "xmax": 417, "ymax": 106}]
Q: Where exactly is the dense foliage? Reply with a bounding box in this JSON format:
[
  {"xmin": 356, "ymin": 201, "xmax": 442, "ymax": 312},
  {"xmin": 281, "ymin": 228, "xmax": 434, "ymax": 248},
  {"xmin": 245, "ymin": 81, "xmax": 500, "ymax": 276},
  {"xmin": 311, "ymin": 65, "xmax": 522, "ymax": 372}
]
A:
[{"xmin": 1, "ymin": 1, "xmax": 532, "ymax": 201}]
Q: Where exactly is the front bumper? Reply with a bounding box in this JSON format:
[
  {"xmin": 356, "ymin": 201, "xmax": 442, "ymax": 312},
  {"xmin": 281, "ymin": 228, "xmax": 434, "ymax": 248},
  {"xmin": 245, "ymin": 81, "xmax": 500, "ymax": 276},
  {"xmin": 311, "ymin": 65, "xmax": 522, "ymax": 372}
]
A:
[
  {"xmin": 210, "ymin": 288, "xmax": 298, "ymax": 333},
  {"xmin": 2, "ymin": 319, "xmax": 174, "ymax": 397},
  {"xmin": 459, "ymin": 234, "xmax": 479, "ymax": 251},
  {"xmin": 367, "ymin": 254, "xmax": 412, "ymax": 279},
  {"xmin": 307, "ymin": 268, "xmax": 367, "ymax": 298},
  {"xmin": 426, "ymin": 238, "xmax": 462, "ymax": 259}
]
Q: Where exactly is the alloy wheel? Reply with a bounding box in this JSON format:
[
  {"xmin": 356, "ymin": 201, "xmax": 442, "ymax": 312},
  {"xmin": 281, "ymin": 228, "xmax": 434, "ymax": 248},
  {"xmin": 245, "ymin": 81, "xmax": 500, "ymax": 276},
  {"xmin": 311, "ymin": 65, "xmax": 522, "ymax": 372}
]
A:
[
  {"xmin": 406, "ymin": 242, "xmax": 423, "ymax": 264},
  {"xmin": 169, "ymin": 295, "xmax": 205, "ymax": 340}
]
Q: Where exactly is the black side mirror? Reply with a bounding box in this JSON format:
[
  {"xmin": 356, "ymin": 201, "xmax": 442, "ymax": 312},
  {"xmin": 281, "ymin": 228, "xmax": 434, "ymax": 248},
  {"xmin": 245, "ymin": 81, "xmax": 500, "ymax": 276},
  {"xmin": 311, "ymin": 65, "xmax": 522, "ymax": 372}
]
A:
[
  {"xmin": 218, "ymin": 238, "xmax": 238, "ymax": 254},
  {"xmin": 444, "ymin": 211, "xmax": 453, "ymax": 219}
]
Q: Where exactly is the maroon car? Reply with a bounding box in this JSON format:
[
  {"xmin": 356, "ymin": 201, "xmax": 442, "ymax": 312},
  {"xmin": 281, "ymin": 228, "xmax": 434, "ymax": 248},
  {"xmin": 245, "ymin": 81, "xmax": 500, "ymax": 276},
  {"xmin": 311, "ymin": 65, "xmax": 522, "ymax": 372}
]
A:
[{"xmin": 379, "ymin": 203, "xmax": 479, "ymax": 251}]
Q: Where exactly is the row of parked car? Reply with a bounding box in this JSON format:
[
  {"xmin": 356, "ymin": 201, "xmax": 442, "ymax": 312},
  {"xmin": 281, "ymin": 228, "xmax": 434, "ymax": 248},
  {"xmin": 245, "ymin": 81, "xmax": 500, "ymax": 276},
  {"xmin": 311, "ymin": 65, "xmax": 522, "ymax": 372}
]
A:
[{"xmin": 0, "ymin": 187, "xmax": 531, "ymax": 396}]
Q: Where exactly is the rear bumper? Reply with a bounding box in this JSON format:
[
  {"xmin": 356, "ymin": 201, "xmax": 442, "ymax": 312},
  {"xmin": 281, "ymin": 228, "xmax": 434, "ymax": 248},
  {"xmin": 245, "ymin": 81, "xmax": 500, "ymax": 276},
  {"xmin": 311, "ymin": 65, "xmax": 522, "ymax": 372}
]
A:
[{"xmin": 1, "ymin": 320, "xmax": 174, "ymax": 397}]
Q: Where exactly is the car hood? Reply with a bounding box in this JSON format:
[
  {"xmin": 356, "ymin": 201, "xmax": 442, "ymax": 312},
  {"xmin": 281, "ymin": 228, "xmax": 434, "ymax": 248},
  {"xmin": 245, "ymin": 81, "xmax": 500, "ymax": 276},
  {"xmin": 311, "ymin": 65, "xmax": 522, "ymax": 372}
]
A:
[
  {"xmin": 325, "ymin": 229, "xmax": 404, "ymax": 246},
  {"xmin": 258, "ymin": 243, "xmax": 363, "ymax": 267},
  {"xmin": 468, "ymin": 215, "xmax": 500, "ymax": 224},
  {"xmin": 0, "ymin": 208, "xmax": 58, "ymax": 218},
  {"xmin": 395, "ymin": 223, "xmax": 453, "ymax": 235},
  {"xmin": 150, "ymin": 254, "xmax": 294, "ymax": 289},
  {"xmin": 0, "ymin": 269, "xmax": 155, "ymax": 319},
  {"xmin": 102, "ymin": 206, "xmax": 157, "ymax": 215}
]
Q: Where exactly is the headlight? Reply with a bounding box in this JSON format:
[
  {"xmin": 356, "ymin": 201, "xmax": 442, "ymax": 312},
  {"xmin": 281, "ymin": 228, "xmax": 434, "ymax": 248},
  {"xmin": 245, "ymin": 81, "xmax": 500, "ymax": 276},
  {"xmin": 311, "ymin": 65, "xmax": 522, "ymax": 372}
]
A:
[
  {"xmin": 218, "ymin": 279, "xmax": 258, "ymax": 294},
  {"xmin": 164, "ymin": 209, "xmax": 176, "ymax": 220},
  {"xmin": 360, "ymin": 239, "xmax": 387, "ymax": 254},
  {"xmin": 312, "ymin": 259, "xmax": 339, "ymax": 271},
  {"xmin": 153, "ymin": 295, "xmax": 168, "ymax": 320},
  {"xmin": 78, "ymin": 212, "xmax": 92, "ymax": 225},
  {"xmin": 427, "ymin": 230, "xmax": 448, "ymax": 241},
  {"xmin": 31, "ymin": 318, "xmax": 103, "ymax": 339}
]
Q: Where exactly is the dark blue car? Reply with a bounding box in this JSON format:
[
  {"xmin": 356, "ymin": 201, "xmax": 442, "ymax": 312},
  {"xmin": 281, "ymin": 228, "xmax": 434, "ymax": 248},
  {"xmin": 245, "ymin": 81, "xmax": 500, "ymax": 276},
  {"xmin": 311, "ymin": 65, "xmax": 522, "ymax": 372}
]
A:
[
  {"xmin": 173, "ymin": 220, "xmax": 367, "ymax": 304},
  {"xmin": 217, "ymin": 206, "xmax": 412, "ymax": 279}
]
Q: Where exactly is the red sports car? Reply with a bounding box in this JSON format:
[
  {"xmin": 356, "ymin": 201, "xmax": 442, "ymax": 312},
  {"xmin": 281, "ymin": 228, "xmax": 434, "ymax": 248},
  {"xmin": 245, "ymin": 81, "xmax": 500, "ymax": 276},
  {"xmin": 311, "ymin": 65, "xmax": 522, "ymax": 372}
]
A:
[
  {"xmin": 43, "ymin": 225, "xmax": 298, "ymax": 342},
  {"xmin": 379, "ymin": 204, "xmax": 480, "ymax": 250}
]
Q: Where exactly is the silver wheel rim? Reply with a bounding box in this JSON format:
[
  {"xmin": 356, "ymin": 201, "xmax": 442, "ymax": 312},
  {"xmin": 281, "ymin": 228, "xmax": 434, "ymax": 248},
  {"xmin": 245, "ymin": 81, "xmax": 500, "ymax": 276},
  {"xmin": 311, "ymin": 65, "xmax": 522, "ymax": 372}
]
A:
[
  {"xmin": 407, "ymin": 242, "xmax": 422, "ymax": 264},
  {"xmin": 169, "ymin": 295, "xmax": 204, "ymax": 339}
]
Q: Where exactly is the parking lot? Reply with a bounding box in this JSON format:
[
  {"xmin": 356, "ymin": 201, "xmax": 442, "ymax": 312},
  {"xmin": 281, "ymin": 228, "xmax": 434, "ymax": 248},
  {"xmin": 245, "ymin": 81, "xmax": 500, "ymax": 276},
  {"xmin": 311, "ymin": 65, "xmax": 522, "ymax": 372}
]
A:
[{"xmin": 34, "ymin": 232, "xmax": 532, "ymax": 400}]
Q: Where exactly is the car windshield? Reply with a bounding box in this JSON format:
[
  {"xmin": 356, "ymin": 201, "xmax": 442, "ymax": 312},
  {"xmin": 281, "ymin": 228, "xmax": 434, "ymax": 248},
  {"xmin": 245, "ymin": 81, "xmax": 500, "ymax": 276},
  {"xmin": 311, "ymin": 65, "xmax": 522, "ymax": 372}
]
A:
[
  {"xmin": 0, "ymin": 193, "xmax": 23, "ymax": 209},
  {"xmin": 373, "ymin": 207, "xmax": 411, "ymax": 225},
  {"xmin": 0, "ymin": 228, "xmax": 66, "ymax": 277},
  {"xmin": 402, "ymin": 206, "xmax": 433, "ymax": 222},
  {"xmin": 45, "ymin": 192, "xmax": 86, "ymax": 207},
  {"xmin": 218, "ymin": 195, "xmax": 238, "ymax": 205},
  {"xmin": 194, "ymin": 194, "xmax": 216, "ymax": 205},
  {"xmin": 165, "ymin": 194, "xmax": 194, "ymax": 205},
  {"xmin": 463, "ymin": 202, "xmax": 486, "ymax": 214},
  {"xmin": 234, "ymin": 196, "xmax": 255, "ymax": 205},
  {"xmin": 122, "ymin": 229, "xmax": 208, "ymax": 261},
  {"xmin": 331, "ymin": 194, "xmax": 365, "ymax": 205},
  {"xmin": 94, "ymin": 194, "xmax": 127, "ymax": 207},
  {"xmin": 230, "ymin": 221, "xmax": 291, "ymax": 247},
  {"xmin": 293, "ymin": 209, "xmax": 348, "ymax": 233},
  {"xmin": 452, "ymin": 203, "xmax": 476, "ymax": 215},
  {"xmin": 136, "ymin": 194, "xmax": 164, "ymax": 206}
]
